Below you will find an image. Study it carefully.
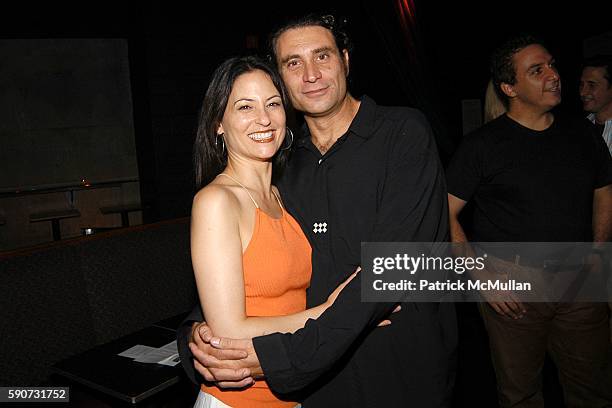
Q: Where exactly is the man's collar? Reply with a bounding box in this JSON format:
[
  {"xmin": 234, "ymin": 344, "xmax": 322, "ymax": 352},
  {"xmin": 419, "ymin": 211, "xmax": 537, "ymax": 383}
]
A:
[
  {"xmin": 295, "ymin": 95, "xmax": 377, "ymax": 148},
  {"xmin": 587, "ymin": 112, "xmax": 612, "ymax": 125},
  {"xmin": 587, "ymin": 113, "xmax": 597, "ymax": 123},
  {"xmin": 348, "ymin": 95, "xmax": 376, "ymax": 139},
  {"xmin": 296, "ymin": 123, "xmax": 310, "ymax": 148}
]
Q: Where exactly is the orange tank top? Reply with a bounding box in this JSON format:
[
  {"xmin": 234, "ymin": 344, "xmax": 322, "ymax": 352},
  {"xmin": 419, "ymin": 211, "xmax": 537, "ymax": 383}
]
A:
[{"xmin": 202, "ymin": 174, "xmax": 312, "ymax": 408}]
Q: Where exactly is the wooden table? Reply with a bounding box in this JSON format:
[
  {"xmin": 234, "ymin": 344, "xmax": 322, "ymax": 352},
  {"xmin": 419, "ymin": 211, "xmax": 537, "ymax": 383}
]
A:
[
  {"xmin": 100, "ymin": 204, "xmax": 144, "ymax": 227},
  {"xmin": 29, "ymin": 208, "xmax": 81, "ymax": 241}
]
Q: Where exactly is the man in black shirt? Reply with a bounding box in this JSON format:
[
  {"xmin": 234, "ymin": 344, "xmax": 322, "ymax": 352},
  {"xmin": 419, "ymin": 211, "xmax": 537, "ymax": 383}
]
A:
[
  {"xmin": 446, "ymin": 35, "xmax": 612, "ymax": 407},
  {"xmin": 177, "ymin": 14, "xmax": 457, "ymax": 407}
]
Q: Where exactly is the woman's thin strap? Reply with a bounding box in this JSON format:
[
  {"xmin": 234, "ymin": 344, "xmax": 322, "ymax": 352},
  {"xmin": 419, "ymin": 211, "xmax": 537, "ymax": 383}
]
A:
[
  {"xmin": 218, "ymin": 173, "xmax": 259, "ymax": 209},
  {"xmin": 271, "ymin": 189, "xmax": 284, "ymax": 212}
]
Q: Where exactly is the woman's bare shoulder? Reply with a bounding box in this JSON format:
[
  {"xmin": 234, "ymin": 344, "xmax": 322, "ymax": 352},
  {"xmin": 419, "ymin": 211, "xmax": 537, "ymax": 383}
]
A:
[{"xmin": 192, "ymin": 182, "xmax": 240, "ymax": 219}]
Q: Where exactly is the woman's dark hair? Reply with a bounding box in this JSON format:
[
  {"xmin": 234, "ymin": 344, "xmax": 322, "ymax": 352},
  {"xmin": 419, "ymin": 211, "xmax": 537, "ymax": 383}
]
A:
[{"xmin": 193, "ymin": 56, "xmax": 290, "ymax": 191}]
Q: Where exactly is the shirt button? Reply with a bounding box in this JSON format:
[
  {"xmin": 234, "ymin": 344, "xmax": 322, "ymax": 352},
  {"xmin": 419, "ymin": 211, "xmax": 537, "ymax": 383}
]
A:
[{"xmin": 318, "ymin": 159, "xmax": 323, "ymax": 164}]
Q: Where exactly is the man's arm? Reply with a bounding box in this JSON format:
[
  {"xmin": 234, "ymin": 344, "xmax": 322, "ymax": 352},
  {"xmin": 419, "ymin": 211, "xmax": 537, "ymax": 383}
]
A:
[
  {"xmin": 178, "ymin": 306, "xmax": 255, "ymax": 386},
  {"xmin": 445, "ymin": 132, "xmax": 526, "ymax": 319},
  {"xmin": 447, "ymin": 193, "xmax": 525, "ymax": 318},
  {"xmin": 177, "ymin": 305, "xmax": 205, "ymax": 385},
  {"xmin": 590, "ymin": 123, "xmax": 612, "ymax": 243},
  {"xmin": 252, "ymin": 275, "xmax": 397, "ymax": 393},
  {"xmin": 186, "ymin": 297, "xmax": 396, "ymax": 388},
  {"xmin": 448, "ymin": 194, "xmax": 468, "ymax": 243},
  {"xmin": 593, "ymin": 185, "xmax": 611, "ymax": 243}
]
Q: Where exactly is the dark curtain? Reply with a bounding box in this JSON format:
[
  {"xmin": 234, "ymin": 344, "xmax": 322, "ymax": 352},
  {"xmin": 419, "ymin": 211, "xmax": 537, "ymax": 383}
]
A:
[{"xmin": 358, "ymin": 0, "xmax": 455, "ymax": 165}]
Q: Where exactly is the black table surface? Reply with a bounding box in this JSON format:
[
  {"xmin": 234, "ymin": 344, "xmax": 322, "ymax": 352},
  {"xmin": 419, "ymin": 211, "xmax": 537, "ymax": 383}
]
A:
[
  {"xmin": 52, "ymin": 325, "xmax": 183, "ymax": 404},
  {"xmin": 152, "ymin": 312, "xmax": 189, "ymax": 332}
]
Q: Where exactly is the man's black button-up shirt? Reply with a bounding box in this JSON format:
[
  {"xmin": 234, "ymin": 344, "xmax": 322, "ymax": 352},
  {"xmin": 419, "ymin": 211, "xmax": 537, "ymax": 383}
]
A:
[{"xmin": 254, "ymin": 96, "xmax": 456, "ymax": 407}]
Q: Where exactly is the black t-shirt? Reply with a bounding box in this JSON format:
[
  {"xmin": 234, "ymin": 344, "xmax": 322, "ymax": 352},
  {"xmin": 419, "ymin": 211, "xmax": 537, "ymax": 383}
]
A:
[{"xmin": 446, "ymin": 114, "xmax": 612, "ymax": 242}]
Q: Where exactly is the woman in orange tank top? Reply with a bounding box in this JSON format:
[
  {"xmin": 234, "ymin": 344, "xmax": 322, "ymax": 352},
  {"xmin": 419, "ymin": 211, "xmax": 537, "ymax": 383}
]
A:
[{"xmin": 190, "ymin": 56, "xmax": 356, "ymax": 408}]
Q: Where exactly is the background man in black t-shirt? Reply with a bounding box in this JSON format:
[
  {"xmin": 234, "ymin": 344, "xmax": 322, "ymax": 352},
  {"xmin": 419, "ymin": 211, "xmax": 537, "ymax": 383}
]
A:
[{"xmin": 446, "ymin": 34, "xmax": 612, "ymax": 407}]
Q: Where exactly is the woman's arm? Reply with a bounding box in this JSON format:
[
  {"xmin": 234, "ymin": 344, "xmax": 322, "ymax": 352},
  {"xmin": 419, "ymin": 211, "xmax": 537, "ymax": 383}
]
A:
[{"xmin": 191, "ymin": 186, "xmax": 349, "ymax": 339}]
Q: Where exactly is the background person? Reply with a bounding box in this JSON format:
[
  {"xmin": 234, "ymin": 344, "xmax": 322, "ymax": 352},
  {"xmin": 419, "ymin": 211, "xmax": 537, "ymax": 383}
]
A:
[
  {"xmin": 580, "ymin": 55, "xmax": 612, "ymax": 153},
  {"xmin": 484, "ymin": 79, "xmax": 506, "ymax": 123},
  {"xmin": 446, "ymin": 34, "xmax": 612, "ymax": 407}
]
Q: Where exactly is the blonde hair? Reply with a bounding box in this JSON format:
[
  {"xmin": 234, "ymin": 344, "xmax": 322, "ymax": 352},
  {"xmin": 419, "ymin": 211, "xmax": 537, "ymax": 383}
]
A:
[{"xmin": 484, "ymin": 80, "xmax": 506, "ymax": 123}]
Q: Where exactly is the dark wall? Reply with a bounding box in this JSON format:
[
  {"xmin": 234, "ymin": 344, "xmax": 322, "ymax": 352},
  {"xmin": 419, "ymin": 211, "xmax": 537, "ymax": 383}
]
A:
[
  {"xmin": 2, "ymin": 0, "xmax": 609, "ymax": 223},
  {"xmin": 0, "ymin": 39, "xmax": 137, "ymax": 190}
]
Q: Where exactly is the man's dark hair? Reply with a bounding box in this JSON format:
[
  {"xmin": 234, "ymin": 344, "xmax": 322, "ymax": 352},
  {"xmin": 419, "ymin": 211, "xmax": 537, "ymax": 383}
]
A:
[
  {"xmin": 267, "ymin": 13, "xmax": 352, "ymax": 65},
  {"xmin": 193, "ymin": 56, "xmax": 290, "ymax": 190},
  {"xmin": 582, "ymin": 55, "xmax": 612, "ymax": 87},
  {"xmin": 490, "ymin": 34, "xmax": 544, "ymax": 108}
]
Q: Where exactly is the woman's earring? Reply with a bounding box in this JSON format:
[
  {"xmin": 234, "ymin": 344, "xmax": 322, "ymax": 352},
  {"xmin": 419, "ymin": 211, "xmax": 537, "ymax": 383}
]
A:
[
  {"xmin": 216, "ymin": 133, "xmax": 226, "ymax": 154},
  {"xmin": 281, "ymin": 127, "xmax": 294, "ymax": 151}
]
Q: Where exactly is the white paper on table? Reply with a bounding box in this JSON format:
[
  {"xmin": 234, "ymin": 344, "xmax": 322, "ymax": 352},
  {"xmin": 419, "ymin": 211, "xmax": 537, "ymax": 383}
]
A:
[
  {"xmin": 118, "ymin": 341, "xmax": 180, "ymax": 365},
  {"xmin": 133, "ymin": 347, "xmax": 177, "ymax": 363},
  {"xmin": 118, "ymin": 345, "xmax": 157, "ymax": 359},
  {"xmin": 158, "ymin": 353, "xmax": 181, "ymax": 366},
  {"xmin": 160, "ymin": 341, "xmax": 178, "ymax": 353}
]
